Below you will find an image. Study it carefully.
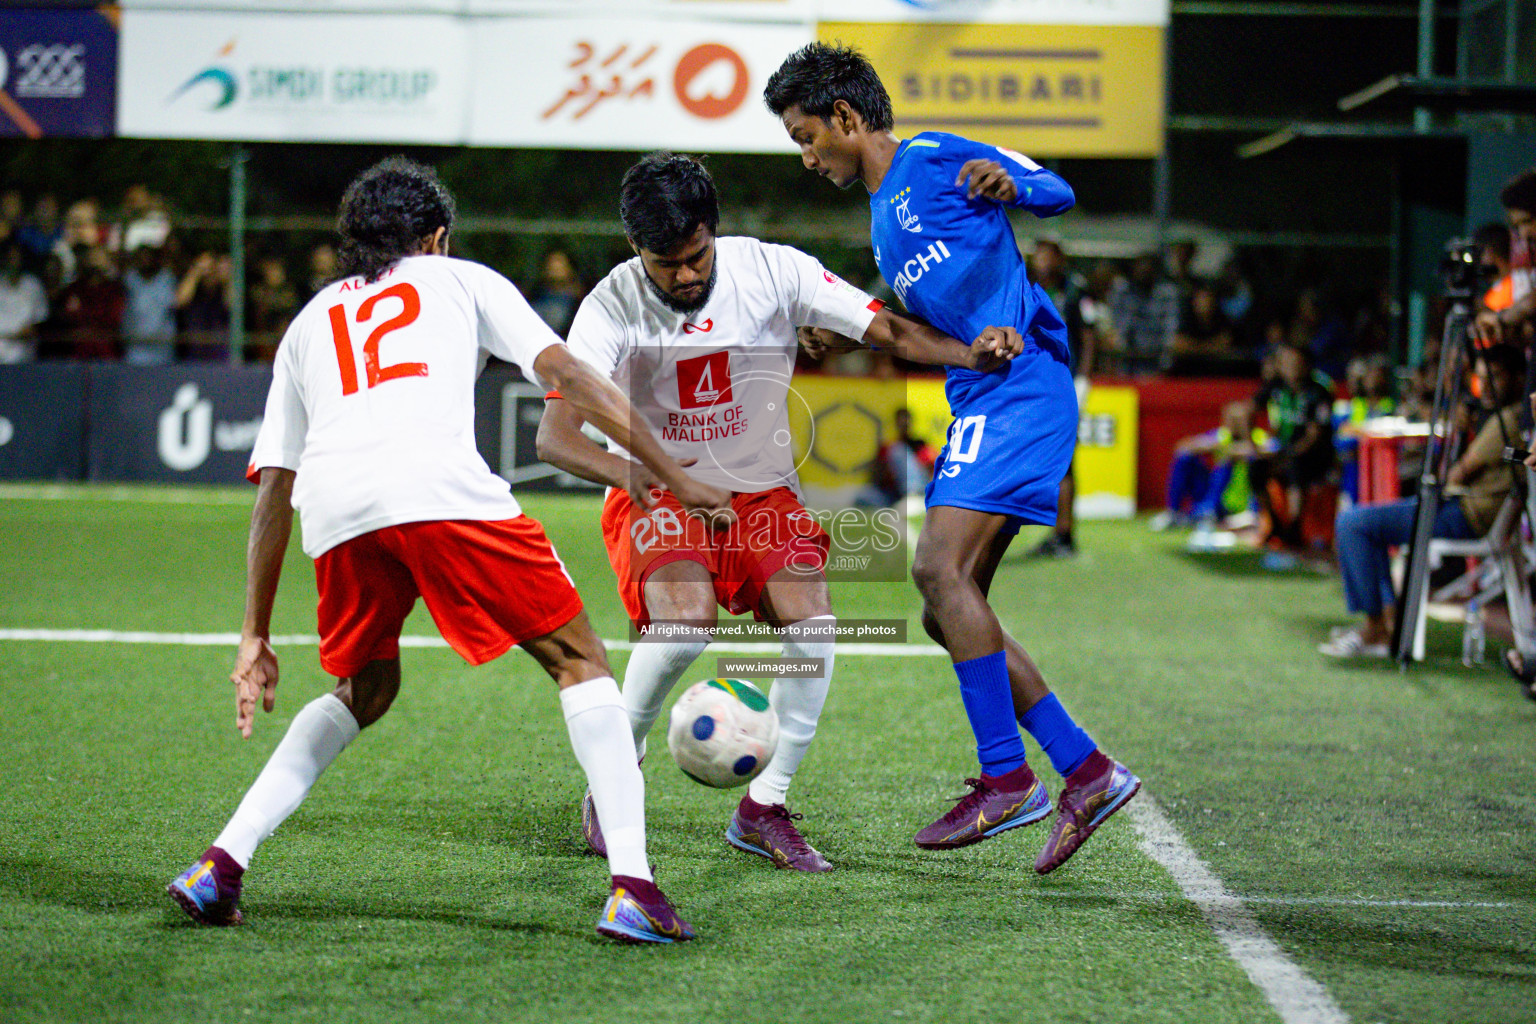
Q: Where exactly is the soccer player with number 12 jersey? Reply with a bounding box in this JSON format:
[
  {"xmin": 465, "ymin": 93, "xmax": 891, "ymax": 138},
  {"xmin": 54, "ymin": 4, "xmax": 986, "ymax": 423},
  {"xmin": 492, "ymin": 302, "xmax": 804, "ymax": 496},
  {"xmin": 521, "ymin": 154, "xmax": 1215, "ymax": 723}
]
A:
[
  {"xmin": 766, "ymin": 45, "xmax": 1140, "ymax": 873},
  {"xmin": 166, "ymin": 158, "xmax": 730, "ymax": 943}
]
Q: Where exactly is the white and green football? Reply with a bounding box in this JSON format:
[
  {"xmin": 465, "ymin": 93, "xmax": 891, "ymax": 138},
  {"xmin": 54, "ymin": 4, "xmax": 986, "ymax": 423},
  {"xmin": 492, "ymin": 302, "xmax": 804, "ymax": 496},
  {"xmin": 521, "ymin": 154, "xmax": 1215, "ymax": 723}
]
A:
[{"xmin": 667, "ymin": 678, "xmax": 780, "ymax": 789}]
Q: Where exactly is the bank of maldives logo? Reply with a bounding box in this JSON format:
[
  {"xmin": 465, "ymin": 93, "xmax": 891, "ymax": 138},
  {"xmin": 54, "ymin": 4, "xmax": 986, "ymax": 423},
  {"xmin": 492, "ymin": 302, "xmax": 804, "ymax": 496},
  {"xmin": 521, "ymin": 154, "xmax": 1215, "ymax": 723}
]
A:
[
  {"xmin": 676, "ymin": 351, "xmax": 732, "ymax": 410},
  {"xmin": 170, "ymin": 40, "xmax": 238, "ymax": 110}
]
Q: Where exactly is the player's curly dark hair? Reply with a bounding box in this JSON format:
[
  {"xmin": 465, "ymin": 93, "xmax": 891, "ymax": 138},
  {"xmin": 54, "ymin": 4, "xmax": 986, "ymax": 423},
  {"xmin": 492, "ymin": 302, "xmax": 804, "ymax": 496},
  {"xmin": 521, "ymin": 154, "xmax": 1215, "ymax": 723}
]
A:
[
  {"xmin": 1500, "ymin": 169, "xmax": 1536, "ymax": 217},
  {"xmin": 336, "ymin": 156, "xmax": 456, "ymax": 283},
  {"xmin": 619, "ymin": 152, "xmax": 719, "ymax": 254},
  {"xmin": 762, "ymin": 42, "xmax": 894, "ymax": 133}
]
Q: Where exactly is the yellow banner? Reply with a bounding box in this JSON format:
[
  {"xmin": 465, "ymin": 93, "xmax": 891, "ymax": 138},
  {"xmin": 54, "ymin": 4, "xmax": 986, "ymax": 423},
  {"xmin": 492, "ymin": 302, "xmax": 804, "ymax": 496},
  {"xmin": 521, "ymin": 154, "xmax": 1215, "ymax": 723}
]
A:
[
  {"xmin": 787, "ymin": 375, "xmax": 1136, "ymax": 518},
  {"xmin": 817, "ymin": 22, "xmax": 1164, "ymax": 158},
  {"xmin": 1075, "ymin": 384, "xmax": 1138, "ymax": 518}
]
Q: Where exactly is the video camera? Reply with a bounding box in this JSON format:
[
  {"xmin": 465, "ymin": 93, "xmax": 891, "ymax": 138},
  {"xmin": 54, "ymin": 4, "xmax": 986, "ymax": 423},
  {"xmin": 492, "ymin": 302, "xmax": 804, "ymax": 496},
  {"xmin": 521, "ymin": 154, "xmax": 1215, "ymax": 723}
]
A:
[{"xmin": 1441, "ymin": 237, "xmax": 1492, "ymax": 299}]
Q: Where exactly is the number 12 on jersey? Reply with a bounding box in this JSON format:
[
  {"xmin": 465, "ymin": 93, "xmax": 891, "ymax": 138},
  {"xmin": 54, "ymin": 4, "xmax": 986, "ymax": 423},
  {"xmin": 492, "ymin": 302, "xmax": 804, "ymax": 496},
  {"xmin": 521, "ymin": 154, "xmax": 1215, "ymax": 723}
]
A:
[{"xmin": 328, "ymin": 282, "xmax": 427, "ymax": 395}]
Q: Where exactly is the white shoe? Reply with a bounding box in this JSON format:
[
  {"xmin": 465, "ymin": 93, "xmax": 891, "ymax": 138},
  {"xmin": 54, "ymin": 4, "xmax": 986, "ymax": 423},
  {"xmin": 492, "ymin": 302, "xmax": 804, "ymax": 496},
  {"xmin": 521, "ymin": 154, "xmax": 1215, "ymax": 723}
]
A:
[
  {"xmin": 1149, "ymin": 510, "xmax": 1177, "ymax": 532},
  {"xmin": 1318, "ymin": 628, "xmax": 1389, "ymax": 659}
]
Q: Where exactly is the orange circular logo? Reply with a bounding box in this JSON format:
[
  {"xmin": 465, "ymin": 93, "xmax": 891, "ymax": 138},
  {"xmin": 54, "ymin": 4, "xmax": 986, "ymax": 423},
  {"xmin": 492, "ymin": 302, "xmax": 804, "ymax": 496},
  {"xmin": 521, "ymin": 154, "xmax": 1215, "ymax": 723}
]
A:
[{"xmin": 673, "ymin": 43, "xmax": 748, "ymax": 120}]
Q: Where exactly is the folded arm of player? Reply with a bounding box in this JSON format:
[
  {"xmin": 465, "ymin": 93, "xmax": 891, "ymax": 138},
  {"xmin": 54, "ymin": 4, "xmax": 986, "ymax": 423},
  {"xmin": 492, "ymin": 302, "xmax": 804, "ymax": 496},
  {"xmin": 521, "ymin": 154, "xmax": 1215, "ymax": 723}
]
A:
[
  {"xmin": 532, "ymin": 344, "xmax": 735, "ymax": 522},
  {"xmin": 800, "ymin": 308, "xmax": 1024, "ymax": 373},
  {"xmin": 955, "ymin": 156, "xmax": 1074, "ymax": 216},
  {"xmin": 233, "ymin": 466, "xmax": 294, "ymax": 738}
]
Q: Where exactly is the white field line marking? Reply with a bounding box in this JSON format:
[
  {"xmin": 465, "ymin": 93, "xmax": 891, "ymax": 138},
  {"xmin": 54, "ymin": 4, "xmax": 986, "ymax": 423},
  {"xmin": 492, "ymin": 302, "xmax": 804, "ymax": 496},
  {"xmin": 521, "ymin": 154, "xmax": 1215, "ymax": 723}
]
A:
[
  {"xmin": 0, "ymin": 484, "xmax": 252, "ymax": 505},
  {"xmin": 1032, "ymin": 890, "xmax": 1515, "ymax": 910},
  {"xmin": 1128, "ymin": 796, "xmax": 1351, "ymax": 1024},
  {"xmin": 0, "ymin": 628, "xmax": 950, "ymax": 658},
  {"xmin": 1238, "ymin": 896, "xmax": 1513, "ymax": 909}
]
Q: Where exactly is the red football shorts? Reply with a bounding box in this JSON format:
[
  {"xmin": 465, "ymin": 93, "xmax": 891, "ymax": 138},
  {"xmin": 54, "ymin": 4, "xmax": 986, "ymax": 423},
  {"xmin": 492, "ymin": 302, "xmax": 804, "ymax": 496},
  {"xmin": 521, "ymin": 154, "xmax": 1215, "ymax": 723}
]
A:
[
  {"xmin": 313, "ymin": 516, "xmax": 583, "ymax": 679},
  {"xmin": 600, "ymin": 486, "xmax": 829, "ymax": 629}
]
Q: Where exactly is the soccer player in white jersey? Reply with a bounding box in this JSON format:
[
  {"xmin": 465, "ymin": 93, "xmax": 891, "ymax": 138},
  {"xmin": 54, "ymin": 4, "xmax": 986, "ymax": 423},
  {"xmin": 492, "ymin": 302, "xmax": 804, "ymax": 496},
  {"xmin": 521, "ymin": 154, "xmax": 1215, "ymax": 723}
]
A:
[
  {"xmin": 537, "ymin": 152, "xmax": 1022, "ymax": 871},
  {"xmin": 166, "ymin": 158, "xmax": 732, "ymax": 944}
]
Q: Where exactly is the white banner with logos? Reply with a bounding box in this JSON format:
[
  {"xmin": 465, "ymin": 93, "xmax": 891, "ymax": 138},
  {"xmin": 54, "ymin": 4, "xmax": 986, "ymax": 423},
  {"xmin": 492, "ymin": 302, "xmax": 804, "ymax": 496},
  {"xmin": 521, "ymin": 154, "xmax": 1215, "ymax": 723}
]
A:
[
  {"xmin": 117, "ymin": 11, "xmax": 471, "ymax": 143},
  {"xmin": 468, "ymin": 19, "xmax": 809, "ymax": 152},
  {"xmin": 810, "ymin": 0, "xmax": 1167, "ymax": 25},
  {"xmin": 120, "ymin": 1, "xmax": 1165, "ymax": 26},
  {"xmin": 466, "ymin": 0, "xmax": 812, "ymax": 21}
]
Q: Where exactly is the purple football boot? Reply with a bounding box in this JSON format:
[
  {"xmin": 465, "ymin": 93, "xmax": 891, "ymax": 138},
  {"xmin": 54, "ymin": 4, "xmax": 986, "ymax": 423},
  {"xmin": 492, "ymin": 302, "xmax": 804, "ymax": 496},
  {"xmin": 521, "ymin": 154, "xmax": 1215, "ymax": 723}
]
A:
[
  {"xmin": 725, "ymin": 793, "xmax": 832, "ymax": 872},
  {"xmin": 1035, "ymin": 750, "xmax": 1140, "ymax": 874},
  {"xmin": 167, "ymin": 846, "xmax": 245, "ymax": 926},
  {"xmin": 596, "ymin": 875, "xmax": 695, "ymax": 944},
  {"xmin": 581, "ymin": 788, "xmax": 606, "ymax": 858},
  {"xmin": 914, "ymin": 763, "xmax": 1053, "ymax": 850}
]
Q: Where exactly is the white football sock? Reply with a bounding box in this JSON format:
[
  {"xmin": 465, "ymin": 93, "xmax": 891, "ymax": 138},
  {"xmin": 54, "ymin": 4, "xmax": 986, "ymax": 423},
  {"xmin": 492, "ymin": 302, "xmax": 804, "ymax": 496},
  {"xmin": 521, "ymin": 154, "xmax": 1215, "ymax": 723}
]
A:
[
  {"xmin": 213, "ymin": 693, "xmax": 360, "ymax": 868},
  {"xmin": 561, "ymin": 677, "xmax": 651, "ymax": 881},
  {"xmin": 621, "ymin": 627, "xmax": 711, "ymax": 759},
  {"xmin": 749, "ymin": 615, "xmax": 836, "ymax": 806}
]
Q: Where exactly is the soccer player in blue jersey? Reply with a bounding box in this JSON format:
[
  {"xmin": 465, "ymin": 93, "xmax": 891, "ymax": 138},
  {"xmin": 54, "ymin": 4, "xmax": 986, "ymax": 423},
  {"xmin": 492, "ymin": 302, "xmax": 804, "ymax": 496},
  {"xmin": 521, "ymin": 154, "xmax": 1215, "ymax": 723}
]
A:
[{"xmin": 765, "ymin": 43, "xmax": 1140, "ymax": 873}]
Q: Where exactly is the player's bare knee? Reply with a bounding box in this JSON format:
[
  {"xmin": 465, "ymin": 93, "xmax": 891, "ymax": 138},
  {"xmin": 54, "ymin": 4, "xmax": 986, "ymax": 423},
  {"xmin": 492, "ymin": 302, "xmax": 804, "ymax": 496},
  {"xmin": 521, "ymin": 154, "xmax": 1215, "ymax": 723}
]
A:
[
  {"xmin": 910, "ymin": 552, "xmax": 959, "ymax": 602},
  {"xmin": 333, "ymin": 661, "xmax": 400, "ymax": 729}
]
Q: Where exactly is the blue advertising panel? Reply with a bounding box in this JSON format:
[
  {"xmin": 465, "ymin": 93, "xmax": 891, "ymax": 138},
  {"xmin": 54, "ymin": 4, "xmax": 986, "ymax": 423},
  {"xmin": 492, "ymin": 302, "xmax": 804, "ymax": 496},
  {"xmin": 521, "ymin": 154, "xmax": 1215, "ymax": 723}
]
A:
[
  {"xmin": 87, "ymin": 364, "xmax": 270, "ymax": 485},
  {"xmin": 0, "ymin": 8, "xmax": 117, "ymax": 138},
  {"xmin": 0, "ymin": 364, "xmax": 88, "ymax": 481}
]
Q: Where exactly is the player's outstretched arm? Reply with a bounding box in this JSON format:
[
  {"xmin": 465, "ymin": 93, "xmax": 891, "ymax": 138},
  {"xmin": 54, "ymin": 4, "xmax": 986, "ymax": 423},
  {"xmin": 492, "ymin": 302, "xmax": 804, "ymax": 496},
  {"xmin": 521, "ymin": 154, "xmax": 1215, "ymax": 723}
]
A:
[
  {"xmin": 533, "ymin": 344, "xmax": 735, "ymax": 520},
  {"xmin": 861, "ymin": 307, "xmax": 1023, "ymax": 372},
  {"xmin": 233, "ymin": 467, "xmax": 294, "ymax": 738}
]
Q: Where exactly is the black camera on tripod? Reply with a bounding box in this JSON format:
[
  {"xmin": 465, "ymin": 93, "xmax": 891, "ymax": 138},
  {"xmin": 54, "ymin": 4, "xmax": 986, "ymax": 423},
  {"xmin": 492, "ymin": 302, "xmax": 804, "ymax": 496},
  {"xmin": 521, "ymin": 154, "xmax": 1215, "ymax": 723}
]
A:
[{"xmin": 1441, "ymin": 237, "xmax": 1491, "ymax": 299}]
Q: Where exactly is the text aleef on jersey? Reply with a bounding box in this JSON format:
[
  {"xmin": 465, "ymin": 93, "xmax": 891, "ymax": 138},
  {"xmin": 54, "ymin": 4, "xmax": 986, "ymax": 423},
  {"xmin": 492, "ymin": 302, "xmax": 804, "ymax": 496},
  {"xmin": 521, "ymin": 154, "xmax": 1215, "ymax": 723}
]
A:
[{"xmin": 663, "ymin": 404, "xmax": 750, "ymax": 442}]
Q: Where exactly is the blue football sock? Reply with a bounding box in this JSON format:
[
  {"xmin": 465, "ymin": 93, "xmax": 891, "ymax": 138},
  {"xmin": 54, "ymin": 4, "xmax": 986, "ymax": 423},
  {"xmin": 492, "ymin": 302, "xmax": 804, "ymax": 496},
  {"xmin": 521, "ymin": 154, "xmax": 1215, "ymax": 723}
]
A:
[
  {"xmin": 952, "ymin": 651, "xmax": 1028, "ymax": 776},
  {"xmin": 1019, "ymin": 693, "xmax": 1096, "ymax": 778}
]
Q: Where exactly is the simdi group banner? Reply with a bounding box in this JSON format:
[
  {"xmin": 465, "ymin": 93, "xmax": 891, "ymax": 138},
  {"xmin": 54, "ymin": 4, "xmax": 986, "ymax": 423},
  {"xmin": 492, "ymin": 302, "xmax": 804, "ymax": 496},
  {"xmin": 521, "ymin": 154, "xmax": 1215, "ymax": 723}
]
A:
[
  {"xmin": 117, "ymin": 11, "xmax": 472, "ymax": 144},
  {"xmin": 114, "ymin": 1, "xmax": 1166, "ymax": 154}
]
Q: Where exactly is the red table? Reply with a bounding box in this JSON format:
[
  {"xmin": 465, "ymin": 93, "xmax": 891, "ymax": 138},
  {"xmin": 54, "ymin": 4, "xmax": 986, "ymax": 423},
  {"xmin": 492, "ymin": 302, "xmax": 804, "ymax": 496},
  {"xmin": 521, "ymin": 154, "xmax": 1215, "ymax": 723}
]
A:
[{"xmin": 1355, "ymin": 419, "xmax": 1430, "ymax": 505}]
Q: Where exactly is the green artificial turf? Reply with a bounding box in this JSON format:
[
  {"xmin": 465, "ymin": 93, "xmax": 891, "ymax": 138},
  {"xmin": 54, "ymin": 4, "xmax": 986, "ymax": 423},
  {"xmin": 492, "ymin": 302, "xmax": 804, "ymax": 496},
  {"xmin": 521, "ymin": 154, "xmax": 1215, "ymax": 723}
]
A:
[{"xmin": 0, "ymin": 487, "xmax": 1531, "ymax": 1023}]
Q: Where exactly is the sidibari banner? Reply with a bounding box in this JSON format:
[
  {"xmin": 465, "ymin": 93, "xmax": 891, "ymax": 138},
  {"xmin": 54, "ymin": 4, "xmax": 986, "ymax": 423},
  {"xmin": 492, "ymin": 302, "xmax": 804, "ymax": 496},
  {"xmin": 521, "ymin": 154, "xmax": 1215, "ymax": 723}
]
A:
[
  {"xmin": 468, "ymin": 18, "xmax": 808, "ymax": 152},
  {"xmin": 117, "ymin": 10, "xmax": 471, "ymax": 143}
]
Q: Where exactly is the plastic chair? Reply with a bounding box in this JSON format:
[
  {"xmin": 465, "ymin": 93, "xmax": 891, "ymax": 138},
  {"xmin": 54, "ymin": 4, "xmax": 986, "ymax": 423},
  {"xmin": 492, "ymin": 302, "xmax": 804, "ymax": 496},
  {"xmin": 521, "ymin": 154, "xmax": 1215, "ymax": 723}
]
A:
[{"xmin": 1411, "ymin": 484, "xmax": 1536, "ymax": 662}]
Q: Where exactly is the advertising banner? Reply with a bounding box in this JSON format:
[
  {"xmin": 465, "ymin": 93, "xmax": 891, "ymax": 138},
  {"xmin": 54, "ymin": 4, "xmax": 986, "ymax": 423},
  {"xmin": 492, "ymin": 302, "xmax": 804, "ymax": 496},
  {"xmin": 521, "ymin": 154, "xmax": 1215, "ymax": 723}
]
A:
[
  {"xmin": 468, "ymin": 18, "xmax": 809, "ymax": 153},
  {"xmin": 818, "ymin": 21, "xmax": 1163, "ymax": 157},
  {"xmin": 0, "ymin": 365, "xmax": 88, "ymax": 481},
  {"xmin": 467, "ymin": 0, "xmax": 811, "ymax": 21},
  {"xmin": 789, "ymin": 374, "xmax": 1135, "ymax": 517},
  {"xmin": 474, "ymin": 368, "xmax": 602, "ymax": 493},
  {"xmin": 814, "ymin": 0, "xmax": 1167, "ymax": 25},
  {"xmin": 0, "ymin": 8, "xmax": 117, "ymax": 138},
  {"xmin": 119, "ymin": 1, "xmax": 1165, "ymax": 26},
  {"xmin": 117, "ymin": 11, "xmax": 470, "ymax": 143},
  {"xmin": 1075, "ymin": 383, "xmax": 1136, "ymax": 519},
  {"xmin": 86, "ymin": 364, "xmax": 270, "ymax": 485}
]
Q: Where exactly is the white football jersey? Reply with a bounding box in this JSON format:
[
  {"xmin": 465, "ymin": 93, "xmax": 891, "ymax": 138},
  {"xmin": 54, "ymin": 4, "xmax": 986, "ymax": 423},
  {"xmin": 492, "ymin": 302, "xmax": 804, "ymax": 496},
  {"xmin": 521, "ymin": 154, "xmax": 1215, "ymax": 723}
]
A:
[
  {"xmin": 249, "ymin": 255, "xmax": 562, "ymax": 557},
  {"xmin": 566, "ymin": 236, "xmax": 881, "ymax": 495}
]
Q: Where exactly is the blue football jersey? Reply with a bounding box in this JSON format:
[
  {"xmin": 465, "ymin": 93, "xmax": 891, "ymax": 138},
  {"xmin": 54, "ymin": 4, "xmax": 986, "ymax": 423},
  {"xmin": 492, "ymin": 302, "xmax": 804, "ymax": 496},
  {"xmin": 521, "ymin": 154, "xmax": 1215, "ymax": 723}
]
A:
[
  {"xmin": 867, "ymin": 132, "xmax": 1079, "ymax": 526},
  {"xmin": 868, "ymin": 132, "xmax": 1074, "ymax": 367}
]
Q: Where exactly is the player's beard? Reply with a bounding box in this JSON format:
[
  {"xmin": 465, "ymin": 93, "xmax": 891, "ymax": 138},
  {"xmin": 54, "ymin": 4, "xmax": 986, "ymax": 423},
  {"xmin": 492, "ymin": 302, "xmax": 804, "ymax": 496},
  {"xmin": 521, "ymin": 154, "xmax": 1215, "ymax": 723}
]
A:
[{"xmin": 646, "ymin": 264, "xmax": 718, "ymax": 314}]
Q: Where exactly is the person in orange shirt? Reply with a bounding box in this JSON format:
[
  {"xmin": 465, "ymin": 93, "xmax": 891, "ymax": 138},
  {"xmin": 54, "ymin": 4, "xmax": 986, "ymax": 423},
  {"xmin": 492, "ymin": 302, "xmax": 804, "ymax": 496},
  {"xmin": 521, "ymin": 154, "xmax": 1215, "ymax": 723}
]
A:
[{"xmin": 1475, "ymin": 221, "xmax": 1514, "ymax": 313}]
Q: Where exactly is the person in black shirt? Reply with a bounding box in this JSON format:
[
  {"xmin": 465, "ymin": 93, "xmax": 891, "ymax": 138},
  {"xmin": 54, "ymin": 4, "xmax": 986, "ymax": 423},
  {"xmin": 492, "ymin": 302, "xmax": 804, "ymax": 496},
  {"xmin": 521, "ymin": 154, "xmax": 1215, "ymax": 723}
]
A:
[{"xmin": 1252, "ymin": 341, "xmax": 1335, "ymax": 550}]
